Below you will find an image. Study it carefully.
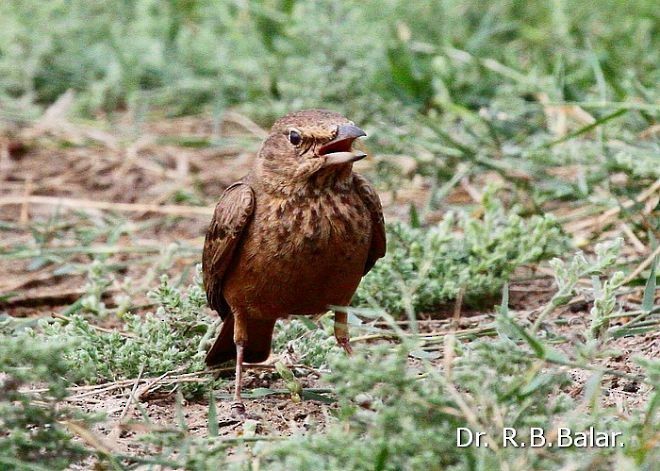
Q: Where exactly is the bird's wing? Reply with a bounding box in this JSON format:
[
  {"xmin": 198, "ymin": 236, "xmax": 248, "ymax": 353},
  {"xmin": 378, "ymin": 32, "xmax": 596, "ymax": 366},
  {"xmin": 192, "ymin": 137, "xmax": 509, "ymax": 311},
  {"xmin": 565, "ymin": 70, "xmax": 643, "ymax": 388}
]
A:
[
  {"xmin": 202, "ymin": 181, "xmax": 255, "ymax": 318},
  {"xmin": 353, "ymin": 174, "xmax": 387, "ymax": 274}
]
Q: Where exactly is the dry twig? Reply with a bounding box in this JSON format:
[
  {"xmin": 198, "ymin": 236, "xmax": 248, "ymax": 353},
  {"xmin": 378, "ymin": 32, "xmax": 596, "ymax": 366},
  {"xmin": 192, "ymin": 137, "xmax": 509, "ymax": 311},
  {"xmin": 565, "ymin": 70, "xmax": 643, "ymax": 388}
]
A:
[{"xmin": 0, "ymin": 195, "xmax": 213, "ymax": 216}]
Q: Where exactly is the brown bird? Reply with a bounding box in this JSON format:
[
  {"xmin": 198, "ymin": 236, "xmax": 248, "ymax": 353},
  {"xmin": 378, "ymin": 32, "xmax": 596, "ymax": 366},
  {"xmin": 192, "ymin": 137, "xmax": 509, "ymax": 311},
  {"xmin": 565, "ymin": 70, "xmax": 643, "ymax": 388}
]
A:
[{"xmin": 202, "ymin": 109, "xmax": 386, "ymax": 416}]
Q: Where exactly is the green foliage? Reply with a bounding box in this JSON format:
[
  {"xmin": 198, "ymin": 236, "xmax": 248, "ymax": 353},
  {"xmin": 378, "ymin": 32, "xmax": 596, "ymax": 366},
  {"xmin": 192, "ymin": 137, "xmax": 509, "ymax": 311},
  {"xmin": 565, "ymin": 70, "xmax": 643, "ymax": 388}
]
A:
[
  {"xmin": 1, "ymin": 0, "xmax": 656, "ymax": 123},
  {"xmin": 612, "ymin": 146, "xmax": 660, "ymax": 179},
  {"xmin": 273, "ymin": 317, "xmax": 338, "ymax": 368},
  {"xmin": 234, "ymin": 337, "xmax": 657, "ymax": 470},
  {"xmin": 532, "ymin": 238, "xmax": 625, "ymax": 332},
  {"xmin": 552, "ymin": 239, "xmax": 622, "ymax": 303},
  {"xmin": 79, "ymin": 259, "xmax": 114, "ymax": 316},
  {"xmin": 37, "ymin": 274, "xmax": 212, "ymax": 394},
  {"xmin": 589, "ymin": 270, "xmax": 626, "ymax": 340},
  {"xmin": 356, "ymin": 191, "xmax": 567, "ymax": 314},
  {"xmin": 0, "ymin": 337, "xmax": 93, "ymax": 470}
]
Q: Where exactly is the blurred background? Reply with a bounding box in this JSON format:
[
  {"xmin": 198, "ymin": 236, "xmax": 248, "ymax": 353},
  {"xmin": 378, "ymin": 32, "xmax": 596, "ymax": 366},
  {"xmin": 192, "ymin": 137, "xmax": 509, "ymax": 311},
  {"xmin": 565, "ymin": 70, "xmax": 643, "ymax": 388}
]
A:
[{"xmin": 1, "ymin": 0, "xmax": 657, "ymax": 137}]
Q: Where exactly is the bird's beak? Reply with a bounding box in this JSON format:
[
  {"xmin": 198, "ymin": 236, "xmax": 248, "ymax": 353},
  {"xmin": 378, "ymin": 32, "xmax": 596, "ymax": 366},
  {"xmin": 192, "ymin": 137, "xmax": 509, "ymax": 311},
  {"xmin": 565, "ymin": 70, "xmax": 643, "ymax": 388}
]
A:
[{"xmin": 318, "ymin": 124, "xmax": 367, "ymax": 168}]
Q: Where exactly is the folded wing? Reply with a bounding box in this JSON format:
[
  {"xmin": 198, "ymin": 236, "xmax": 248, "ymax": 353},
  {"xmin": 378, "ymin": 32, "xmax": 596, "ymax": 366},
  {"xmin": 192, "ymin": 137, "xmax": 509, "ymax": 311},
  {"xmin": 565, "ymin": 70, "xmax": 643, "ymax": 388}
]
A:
[
  {"xmin": 353, "ymin": 174, "xmax": 386, "ymax": 275},
  {"xmin": 202, "ymin": 182, "xmax": 255, "ymax": 318}
]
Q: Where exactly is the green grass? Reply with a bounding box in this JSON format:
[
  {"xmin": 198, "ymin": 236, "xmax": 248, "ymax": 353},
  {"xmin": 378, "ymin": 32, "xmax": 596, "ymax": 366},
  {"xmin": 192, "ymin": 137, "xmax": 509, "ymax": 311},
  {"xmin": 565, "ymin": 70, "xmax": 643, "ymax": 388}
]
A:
[{"xmin": 0, "ymin": 336, "xmax": 94, "ymax": 469}]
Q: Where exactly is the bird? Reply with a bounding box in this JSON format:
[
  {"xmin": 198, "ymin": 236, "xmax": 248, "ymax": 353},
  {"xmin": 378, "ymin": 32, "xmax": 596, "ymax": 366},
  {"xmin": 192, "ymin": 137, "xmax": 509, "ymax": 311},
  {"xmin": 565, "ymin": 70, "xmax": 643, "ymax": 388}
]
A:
[{"xmin": 202, "ymin": 109, "xmax": 386, "ymax": 417}]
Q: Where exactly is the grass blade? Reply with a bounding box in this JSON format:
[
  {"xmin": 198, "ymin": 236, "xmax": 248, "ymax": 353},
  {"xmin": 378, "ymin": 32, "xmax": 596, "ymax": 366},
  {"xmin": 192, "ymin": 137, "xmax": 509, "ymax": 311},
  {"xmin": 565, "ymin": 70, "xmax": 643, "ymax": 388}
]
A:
[
  {"xmin": 641, "ymin": 255, "xmax": 657, "ymax": 313},
  {"xmin": 541, "ymin": 108, "xmax": 628, "ymax": 148}
]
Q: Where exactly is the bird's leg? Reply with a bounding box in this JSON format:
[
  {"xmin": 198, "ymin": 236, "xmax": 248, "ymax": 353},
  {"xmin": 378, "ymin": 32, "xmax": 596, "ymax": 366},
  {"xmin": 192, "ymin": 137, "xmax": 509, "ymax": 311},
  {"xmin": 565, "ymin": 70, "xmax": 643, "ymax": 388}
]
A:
[
  {"xmin": 231, "ymin": 342, "xmax": 246, "ymax": 418},
  {"xmin": 334, "ymin": 311, "xmax": 353, "ymax": 355},
  {"xmin": 231, "ymin": 313, "xmax": 248, "ymax": 419}
]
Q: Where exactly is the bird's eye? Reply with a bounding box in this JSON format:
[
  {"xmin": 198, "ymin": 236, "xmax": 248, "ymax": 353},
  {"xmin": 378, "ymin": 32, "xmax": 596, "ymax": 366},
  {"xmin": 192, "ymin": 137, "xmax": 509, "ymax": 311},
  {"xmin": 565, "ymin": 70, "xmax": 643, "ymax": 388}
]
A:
[{"xmin": 289, "ymin": 130, "xmax": 302, "ymax": 146}]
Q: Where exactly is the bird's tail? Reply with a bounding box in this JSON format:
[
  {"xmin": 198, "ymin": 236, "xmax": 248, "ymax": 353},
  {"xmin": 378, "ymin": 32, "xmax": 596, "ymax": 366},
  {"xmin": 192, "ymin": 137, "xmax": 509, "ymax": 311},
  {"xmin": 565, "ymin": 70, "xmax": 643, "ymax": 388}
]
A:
[{"xmin": 205, "ymin": 315, "xmax": 276, "ymax": 366}]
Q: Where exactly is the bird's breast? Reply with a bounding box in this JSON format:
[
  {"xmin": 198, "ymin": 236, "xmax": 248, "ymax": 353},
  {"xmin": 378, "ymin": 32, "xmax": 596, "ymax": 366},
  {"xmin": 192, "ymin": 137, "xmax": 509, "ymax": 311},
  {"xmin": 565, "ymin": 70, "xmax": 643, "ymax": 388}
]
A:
[
  {"xmin": 223, "ymin": 186, "xmax": 373, "ymax": 317},
  {"xmin": 255, "ymin": 188, "xmax": 371, "ymax": 253}
]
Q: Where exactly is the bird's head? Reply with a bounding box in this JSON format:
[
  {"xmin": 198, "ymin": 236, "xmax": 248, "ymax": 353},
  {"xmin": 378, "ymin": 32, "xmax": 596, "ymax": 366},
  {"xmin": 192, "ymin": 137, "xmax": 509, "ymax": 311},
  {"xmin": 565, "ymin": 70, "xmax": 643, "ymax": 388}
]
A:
[{"xmin": 256, "ymin": 109, "xmax": 367, "ymax": 187}]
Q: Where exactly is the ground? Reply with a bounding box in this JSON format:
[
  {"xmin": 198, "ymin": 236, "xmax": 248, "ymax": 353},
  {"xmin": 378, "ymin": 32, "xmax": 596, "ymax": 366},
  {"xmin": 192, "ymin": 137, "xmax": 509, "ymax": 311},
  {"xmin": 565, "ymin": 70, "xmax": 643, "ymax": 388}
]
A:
[{"xmin": 0, "ymin": 109, "xmax": 656, "ymax": 464}]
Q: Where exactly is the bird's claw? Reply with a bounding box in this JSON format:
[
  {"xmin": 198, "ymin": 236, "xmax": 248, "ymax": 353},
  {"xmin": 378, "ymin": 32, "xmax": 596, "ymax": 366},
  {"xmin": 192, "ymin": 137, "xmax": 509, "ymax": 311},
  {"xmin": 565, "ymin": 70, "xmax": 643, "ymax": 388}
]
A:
[{"xmin": 336, "ymin": 337, "xmax": 353, "ymax": 356}]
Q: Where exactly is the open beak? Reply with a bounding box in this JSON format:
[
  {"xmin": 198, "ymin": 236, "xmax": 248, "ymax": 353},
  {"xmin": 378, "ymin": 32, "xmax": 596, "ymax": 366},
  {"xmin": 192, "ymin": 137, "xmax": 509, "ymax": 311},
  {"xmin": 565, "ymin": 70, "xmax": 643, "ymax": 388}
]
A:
[{"xmin": 318, "ymin": 124, "xmax": 367, "ymax": 168}]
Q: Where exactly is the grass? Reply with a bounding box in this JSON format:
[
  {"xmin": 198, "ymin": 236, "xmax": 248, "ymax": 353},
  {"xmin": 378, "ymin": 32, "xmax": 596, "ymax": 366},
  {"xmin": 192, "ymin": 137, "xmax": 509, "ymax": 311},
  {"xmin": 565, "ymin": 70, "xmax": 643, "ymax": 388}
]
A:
[{"xmin": 0, "ymin": 0, "xmax": 658, "ymax": 470}]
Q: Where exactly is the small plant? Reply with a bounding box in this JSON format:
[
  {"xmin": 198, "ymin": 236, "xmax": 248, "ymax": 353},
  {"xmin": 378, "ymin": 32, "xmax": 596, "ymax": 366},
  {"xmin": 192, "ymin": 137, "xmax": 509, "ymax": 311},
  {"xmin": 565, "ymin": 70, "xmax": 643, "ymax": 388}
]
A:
[
  {"xmin": 37, "ymin": 272, "xmax": 214, "ymax": 395},
  {"xmin": 356, "ymin": 193, "xmax": 567, "ymax": 314},
  {"xmin": 589, "ymin": 270, "xmax": 626, "ymax": 340},
  {"xmin": 273, "ymin": 317, "xmax": 339, "ymax": 369},
  {"xmin": 0, "ymin": 337, "xmax": 95, "ymax": 470},
  {"xmin": 532, "ymin": 238, "xmax": 623, "ymax": 332},
  {"xmin": 79, "ymin": 259, "xmax": 113, "ymax": 316}
]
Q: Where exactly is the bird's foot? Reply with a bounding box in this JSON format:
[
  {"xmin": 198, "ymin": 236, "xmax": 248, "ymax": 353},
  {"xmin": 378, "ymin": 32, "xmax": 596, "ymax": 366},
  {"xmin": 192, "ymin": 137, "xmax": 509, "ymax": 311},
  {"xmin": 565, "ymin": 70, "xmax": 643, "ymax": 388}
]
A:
[
  {"xmin": 230, "ymin": 401, "xmax": 247, "ymax": 420},
  {"xmin": 336, "ymin": 337, "xmax": 353, "ymax": 356}
]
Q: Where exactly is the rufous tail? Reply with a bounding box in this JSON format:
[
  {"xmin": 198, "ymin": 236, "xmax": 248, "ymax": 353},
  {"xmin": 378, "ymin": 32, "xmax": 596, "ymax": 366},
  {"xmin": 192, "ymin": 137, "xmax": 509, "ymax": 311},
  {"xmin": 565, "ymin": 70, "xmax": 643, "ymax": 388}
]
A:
[{"xmin": 205, "ymin": 315, "xmax": 276, "ymax": 366}]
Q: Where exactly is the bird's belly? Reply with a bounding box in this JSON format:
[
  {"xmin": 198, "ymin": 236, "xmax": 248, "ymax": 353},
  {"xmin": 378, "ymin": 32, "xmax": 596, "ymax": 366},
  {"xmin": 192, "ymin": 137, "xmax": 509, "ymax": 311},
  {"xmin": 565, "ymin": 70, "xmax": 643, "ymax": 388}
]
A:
[
  {"xmin": 223, "ymin": 196, "xmax": 372, "ymax": 318},
  {"xmin": 259, "ymin": 244, "xmax": 367, "ymax": 315}
]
